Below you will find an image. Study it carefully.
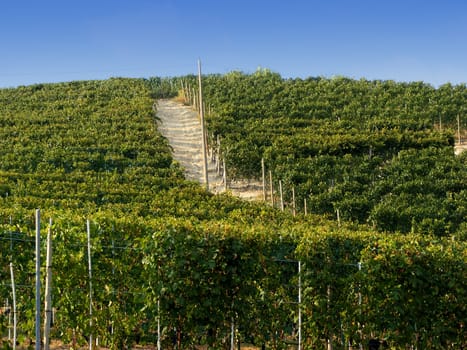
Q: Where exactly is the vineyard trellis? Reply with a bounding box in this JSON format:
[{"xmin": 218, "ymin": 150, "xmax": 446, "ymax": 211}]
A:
[
  {"xmin": 0, "ymin": 208, "xmax": 466, "ymax": 350},
  {"xmin": 167, "ymin": 72, "xmax": 467, "ymax": 237},
  {"xmin": 0, "ymin": 76, "xmax": 465, "ymax": 349},
  {"xmin": 0, "ymin": 211, "xmax": 305, "ymax": 350},
  {"xmin": 0, "ymin": 209, "xmax": 466, "ymax": 349}
]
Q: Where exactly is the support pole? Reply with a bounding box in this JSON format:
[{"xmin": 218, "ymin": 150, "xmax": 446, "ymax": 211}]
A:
[
  {"xmin": 223, "ymin": 159, "xmax": 227, "ymax": 191},
  {"xmin": 261, "ymin": 158, "xmax": 266, "ymax": 201},
  {"xmin": 44, "ymin": 219, "xmax": 53, "ymax": 350},
  {"xmin": 230, "ymin": 317, "xmax": 235, "ymax": 350},
  {"xmin": 7, "ymin": 298, "xmax": 11, "ymax": 341},
  {"xmin": 10, "ymin": 264, "xmax": 17, "ymax": 350},
  {"xmin": 458, "ymin": 114, "xmax": 462, "ymax": 144},
  {"xmin": 198, "ymin": 59, "xmax": 209, "ymax": 191},
  {"xmin": 269, "ymin": 171, "xmax": 274, "ymax": 207},
  {"xmin": 35, "ymin": 209, "xmax": 41, "ymax": 350},
  {"xmin": 292, "ymin": 187, "xmax": 296, "ymax": 216},
  {"xmin": 157, "ymin": 300, "xmax": 161, "ymax": 350},
  {"xmin": 192, "ymin": 87, "xmax": 197, "ymax": 110},
  {"xmin": 279, "ymin": 180, "xmax": 284, "ymax": 212},
  {"xmin": 298, "ymin": 261, "xmax": 302, "ymax": 350},
  {"xmin": 87, "ymin": 219, "xmax": 93, "ymax": 350},
  {"xmin": 216, "ymin": 135, "xmax": 221, "ymax": 176}
]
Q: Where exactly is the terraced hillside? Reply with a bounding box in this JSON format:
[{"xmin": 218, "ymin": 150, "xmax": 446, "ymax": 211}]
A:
[
  {"xmin": 0, "ymin": 77, "xmax": 465, "ymax": 350},
  {"xmin": 155, "ymin": 72, "xmax": 467, "ymax": 236}
]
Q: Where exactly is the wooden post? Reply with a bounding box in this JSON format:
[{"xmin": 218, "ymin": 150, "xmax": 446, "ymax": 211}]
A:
[
  {"xmin": 261, "ymin": 158, "xmax": 266, "ymax": 201},
  {"xmin": 180, "ymin": 79, "xmax": 185, "ymax": 101},
  {"xmin": 157, "ymin": 300, "xmax": 161, "ymax": 350},
  {"xmin": 198, "ymin": 60, "xmax": 209, "ymax": 191},
  {"xmin": 327, "ymin": 285, "xmax": 333, "ymax": 350},
  {"xmin": 10, "ymin": 263, "xmax": 17, "ymax": 350},
  {"xmin": 223, "ymin": 159, "xmax": 227, "ymax": 191},
  {"xmin": 185, "ymin": 84, "xmax": 190, "ymax": 104},
  {"xmin": 87, "ymin": 220, "xmax": 93, "ymax": 350},
  {"xmin": 6, "ymin": 298, "xmax": 10, "ymax": 341},
  {"xmin": 304, "ymin": 198, "xmax": 308, "ymax": 216},
  {"xmin": 458, "ymin": 114, "xmax": 462, "ymax": 144},
  {"xmin": 192, "ymin": 87, "xmax": 197, "ymax": 109},
  {"xmin": 230, "ymin": 315, "xmax": 235, "ymax": 350},
  {"xmin": 337, "ymin": 209, "xmax": 341, "ymax": 227},
  {"xmin": 292, "ymin": 187, "xmax": 296, "ymax": 216},
  {"xmin": 269, "ymin": 171, "xmax": 274, "ymax": 207},
  {"xmin": 279, "ymin": 180, "xmax": 284, "ymax": 212},
  {"xmin": 216, "ymin": 135, "xmax": 221, "ymax": 176},
  {"xmin": 35, "ymin": 209, "xmax": 41, "ymax": 350},
  {"xmin": 211, "ymin": 133, "xmax": 216, "ymax": 162},
  {"xmin": 358, "ymin": 262, "xmax": 363, "ymax": 350},
  {"xmin": 43, "ymin": 219, "xmax": 53, "ymax": 350},
  {"xmin": 298, "ymin": 261, "xmax": 302, "ymax": 350}
]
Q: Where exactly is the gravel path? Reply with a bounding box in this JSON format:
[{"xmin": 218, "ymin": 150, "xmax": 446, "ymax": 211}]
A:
[{"xmin": 156, "ymin": 99, "xmax": 263, "ymax": 200}]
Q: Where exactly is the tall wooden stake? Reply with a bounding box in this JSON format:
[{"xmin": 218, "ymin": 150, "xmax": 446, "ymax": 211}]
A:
[
  {"xmin": 269, "ymin": 171, "xmax": 274, "ymax": 207},
  {"xmin": 458, "ymin": 114, "xmax": 462, "ymax": 144},
  {"xmin": 10, "ymin": 263, "xmax": 16, "ymax": 350},
  {"xmin": 230, "ymin": 316, "xmax": 235, "ymax": 350},
  {"xmin": 279, "ymin": 180, "xmax": 284, "ymax": 212},
  {"xmin": 87, "ymin": 219, "xmax": 93, "ymax": 350},
  {"xmin": 292, "ymin": 187, "xmax": 296, "ymax": 216},
  {"xmin": 198, "ymin": 60, "xmax": 209, "ymax": 190},
  {"xmin": 298, "ymin": 261, "xmax": 302, "ymax": 350},
  {"xmin": 261, "ymin": 158, "xmax": 266, "ymax": 201},
  {"xmin": 157, "ymin": 300, "xmax": 161, "ymax": 350},
  {"xmin": 223, "ymin": 159, "xmax": 227, "ymax": 191},
  {"xmin": 35, "ymin": 209, "xmax": 41, "ymax": 350},
  {"xmin": 6, "ymin": 298, "xmax": 11, "ymax": 341},
  {"xmin": 44, "ymin": 219, "xmax": 53, "ymax": 350},
  {"xmin": 216, "ymin": 135, "xmax": 221, "ymax": 175},
  {"xmin": 192, "ymin": 87, "xmax": 197, "ymax": 110}
]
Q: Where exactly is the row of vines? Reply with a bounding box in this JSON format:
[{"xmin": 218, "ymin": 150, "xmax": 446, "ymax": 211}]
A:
[
  {"xmin": 1, "ymin": 214, "xmax": 466, "ymax": 349},
  {"xmin": 148, "ymin": 72, "xmax": 467, "ymax": 237},
  {"xmin": 0, "ymin": 76, "xmax": 465, "ymax": 349}
]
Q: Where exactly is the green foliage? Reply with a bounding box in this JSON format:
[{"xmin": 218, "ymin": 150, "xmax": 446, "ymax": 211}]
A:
[
  {"xmin": 0, "ymin": 76, "xmax": 465, "ymax": 349},
  {"xmin": 162, "ymin": 72, "xmax": 467, "ymax": 236},
  {"xmin": 360, "ymin": 235, "xmax": 467, "ymax": 348}
]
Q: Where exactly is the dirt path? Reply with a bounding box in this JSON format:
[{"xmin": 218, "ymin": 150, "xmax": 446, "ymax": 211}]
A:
[
  {"xmin": 156, "ymin": 99, "xmax": 263, "ymax": 200},
  {"xmin": 455, "ymin": 143, "xmax": 467, "ymax": 155}
]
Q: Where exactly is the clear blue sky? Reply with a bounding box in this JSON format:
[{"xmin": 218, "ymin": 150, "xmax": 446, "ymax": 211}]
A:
[{"xmin": 1, "ymin": 0, "xmax": 467, "ymax": 88}]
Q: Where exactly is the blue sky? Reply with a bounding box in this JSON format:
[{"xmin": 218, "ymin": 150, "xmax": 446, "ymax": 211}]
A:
[{"xmin": 1, "ymin": 0, "xmax": 467, "ymax": 87}]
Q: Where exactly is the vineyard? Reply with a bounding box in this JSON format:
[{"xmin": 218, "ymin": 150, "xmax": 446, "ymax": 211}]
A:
[
  {"xmin": 0, "ymin": 76, "xmax": 466, "ymax": 349},
  {"xmin": 151, "ymin": 71, "xmax": 467, "ymax": 236}
]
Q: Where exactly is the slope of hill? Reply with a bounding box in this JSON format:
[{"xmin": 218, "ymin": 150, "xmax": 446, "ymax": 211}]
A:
[
  {"xmin": 155, "ymin": 72, "xmax": 467, "ymax": 236},
  {"xmin": 0, "ymin": 79, "xmax": 185, "ymax": 215},
  {"xmin": 0, "ymin": 77, "xmax": 465, "ymax": 350}
]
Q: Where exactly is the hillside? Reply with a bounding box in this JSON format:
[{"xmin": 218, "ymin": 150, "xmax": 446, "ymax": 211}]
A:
[
  {"xmin": 0, "ymin": 79, "xmax": 185, "ymax": 215},
  {"xmin": 0, "ymin": 77, "xmax": 465, "ymax": 350},
  {"xmin": 150, "ymin": 72, "xmax": 467, "ymax": 237}
]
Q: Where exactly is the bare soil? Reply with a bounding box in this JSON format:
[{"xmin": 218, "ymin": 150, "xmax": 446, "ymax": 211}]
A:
[
  {"xmin": 455, "ymin": 142, "xmax": 467, "ymax": 155},
  {"xmin": 156, "ymin": 99, "xmax": 263, "ymax": 201}
]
